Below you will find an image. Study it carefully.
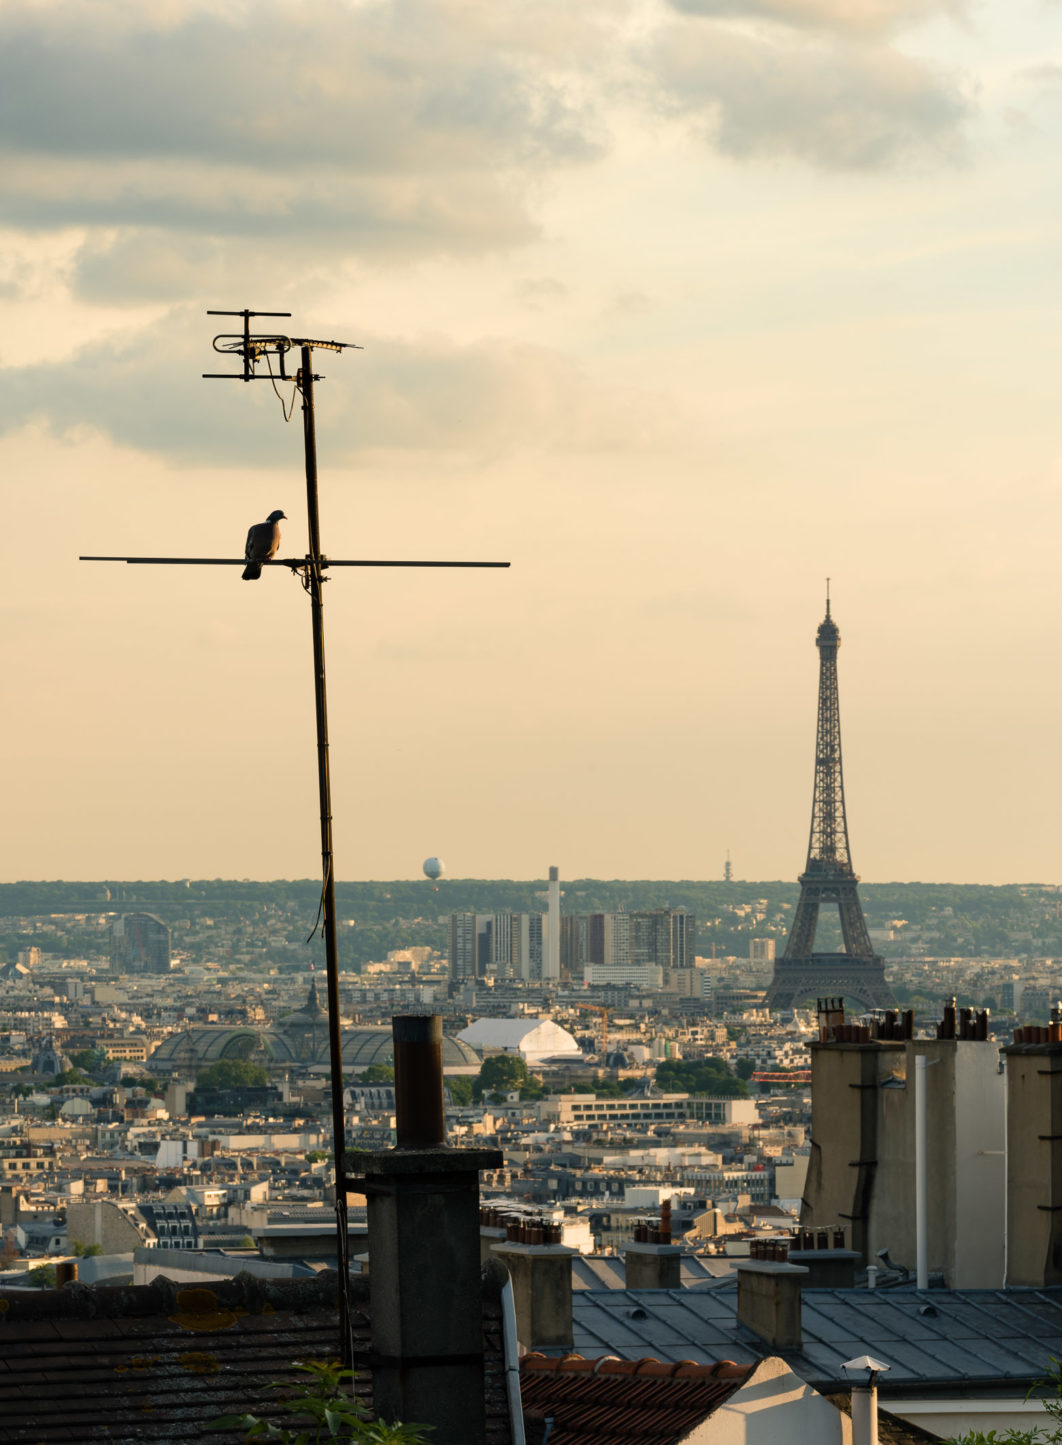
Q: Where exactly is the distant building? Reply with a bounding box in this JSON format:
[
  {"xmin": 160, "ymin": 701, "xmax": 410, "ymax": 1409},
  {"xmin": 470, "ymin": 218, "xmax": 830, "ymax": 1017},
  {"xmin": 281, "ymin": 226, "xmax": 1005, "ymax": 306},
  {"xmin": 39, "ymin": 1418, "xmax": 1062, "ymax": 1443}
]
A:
[
  {"xmin": 138, "ymin": 1201, "xmax": 199, "ymax": 1251},
  {"xmin": 1001, "ymin": 979, "xmax": 1024, "ymax": 1013},
  {"xmin": 513, "ymin": 913, "xmax": 544, "ymax": 982},
  {"xmin": 560, "ymin": 915, "xmax": 589, "ymax": 977},
  {"xmin": 456, "ymin": 1017, "xmax": 582, "ymax": 1064},
  {"xmin": 110, "ymin": 913, "xmax": 171, "ymax": 975},
  {"xmin": 31, "ymin": 1036, "xmax": 72, "ymax": 1076},
  {"xmin": 449, "ymin": 913, "xmax": 478, "ymax": 982},
  {"xmin": 630, "ymin": 908, "xmax": 696, "ymax": 970},
  {"xmin": 540, "ymin": 1093, "xmax": 759, "ymax": 1128},
  {"xmin": 544, "ymin": 865, "xmax": 561, "ymax": 981},
  {"xmin": 565, "ymin": 910, "xmax": 693, "ymax": 976},
  {"xmin": 149, "ymin": 983, "xmax": 480, "ymax": 1073},
  {"xmin": 583, "ymin": 962, "xmax": 662, "ymax": 989},
  {"xmin": 749, "ymin": 939, "xmax": 776, "ymax": 967},
  {"xmin": 451, "ymin": 912, "xmax": 545, "ymax": 982}
]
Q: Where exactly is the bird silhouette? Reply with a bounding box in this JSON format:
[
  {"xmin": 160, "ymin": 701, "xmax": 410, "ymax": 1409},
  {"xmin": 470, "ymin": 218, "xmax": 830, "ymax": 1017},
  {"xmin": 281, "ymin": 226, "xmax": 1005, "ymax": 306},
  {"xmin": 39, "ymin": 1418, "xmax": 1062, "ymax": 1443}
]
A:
[{"xmin": 242, "ymin": 509, "xmax": 286, "ymax": 580}]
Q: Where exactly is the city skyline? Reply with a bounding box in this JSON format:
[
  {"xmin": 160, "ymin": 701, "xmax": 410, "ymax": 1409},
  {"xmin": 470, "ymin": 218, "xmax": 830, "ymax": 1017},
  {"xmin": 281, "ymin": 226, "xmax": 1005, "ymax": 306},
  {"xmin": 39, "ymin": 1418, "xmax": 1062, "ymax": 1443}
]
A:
[{"xmin": 2, "ymin": 0, "xmax": 1061, "ymax": 886}]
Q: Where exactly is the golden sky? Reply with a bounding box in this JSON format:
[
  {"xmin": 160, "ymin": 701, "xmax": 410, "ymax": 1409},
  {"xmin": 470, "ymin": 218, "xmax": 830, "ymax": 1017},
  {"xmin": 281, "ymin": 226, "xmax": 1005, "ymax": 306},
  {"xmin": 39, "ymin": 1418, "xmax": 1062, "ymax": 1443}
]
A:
[{"xmin": 2, "ymin": 0, "xmax": 1060, "ymax": 884}]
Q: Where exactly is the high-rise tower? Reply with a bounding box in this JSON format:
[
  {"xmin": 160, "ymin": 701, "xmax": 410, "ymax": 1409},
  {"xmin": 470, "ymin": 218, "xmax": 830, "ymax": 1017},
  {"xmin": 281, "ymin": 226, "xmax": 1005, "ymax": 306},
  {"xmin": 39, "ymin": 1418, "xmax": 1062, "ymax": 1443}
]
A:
[{"xmin": 766, "ymin": 595, "xmax": 894, "ymax": 1011}]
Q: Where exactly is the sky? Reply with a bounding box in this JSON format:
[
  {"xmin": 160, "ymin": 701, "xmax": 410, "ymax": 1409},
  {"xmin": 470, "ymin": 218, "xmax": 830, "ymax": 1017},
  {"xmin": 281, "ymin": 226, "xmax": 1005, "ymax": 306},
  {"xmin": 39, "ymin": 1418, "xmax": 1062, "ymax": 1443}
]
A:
[{"xmin": 1, "ymin": 0, "xmax": 1061, "ymax": 887}]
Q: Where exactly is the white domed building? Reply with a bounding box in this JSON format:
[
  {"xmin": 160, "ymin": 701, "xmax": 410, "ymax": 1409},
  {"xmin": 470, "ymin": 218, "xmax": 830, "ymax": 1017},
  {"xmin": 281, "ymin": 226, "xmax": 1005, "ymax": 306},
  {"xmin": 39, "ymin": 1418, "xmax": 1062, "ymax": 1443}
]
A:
[{"xmin": 456, "ymin": 1017, "xmax": 582, "ymax": 1066}]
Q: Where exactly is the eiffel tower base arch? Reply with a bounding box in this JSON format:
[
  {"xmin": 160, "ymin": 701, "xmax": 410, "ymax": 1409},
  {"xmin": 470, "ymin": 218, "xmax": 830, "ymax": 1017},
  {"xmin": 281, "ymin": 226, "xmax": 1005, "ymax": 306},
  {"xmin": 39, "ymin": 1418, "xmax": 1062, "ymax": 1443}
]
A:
[{"xmin": 765, "ymin": 952, "xmax": 895, "ymax": 1011}]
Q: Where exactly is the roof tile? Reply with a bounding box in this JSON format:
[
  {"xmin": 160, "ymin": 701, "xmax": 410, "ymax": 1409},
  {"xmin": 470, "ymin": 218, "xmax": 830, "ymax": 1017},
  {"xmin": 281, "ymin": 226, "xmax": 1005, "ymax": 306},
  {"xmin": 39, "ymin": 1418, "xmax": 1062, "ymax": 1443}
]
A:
[{"xmin": 521, "ymin": 1353, "xmax": 752, "ymax": 1445}]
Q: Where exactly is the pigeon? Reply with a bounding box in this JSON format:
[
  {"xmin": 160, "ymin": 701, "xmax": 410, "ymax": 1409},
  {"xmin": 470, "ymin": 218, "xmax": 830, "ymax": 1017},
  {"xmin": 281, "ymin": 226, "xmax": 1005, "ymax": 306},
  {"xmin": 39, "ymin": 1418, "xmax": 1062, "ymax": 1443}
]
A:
[{"xmin": 242, "ymin": 509, "xmax": 287, "ymax": 580}]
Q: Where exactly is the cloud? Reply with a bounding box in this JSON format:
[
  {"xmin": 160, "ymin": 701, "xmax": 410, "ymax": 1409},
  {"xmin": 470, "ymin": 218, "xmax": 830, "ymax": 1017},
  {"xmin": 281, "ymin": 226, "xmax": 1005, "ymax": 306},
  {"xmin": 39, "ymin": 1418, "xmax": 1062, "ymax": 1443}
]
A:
[
  {"xmin": 0, "ymin": 0, "xmax": 606, "ymax": 261},
  {"xmin": 515, "ymin": 276, "xmax": 569, "ymax": 308},
  {"xmin": 666, "ymin": 0, "xmax": 961, "ymax": 38},
  {"xmin": 0, "ymin": 309, "xmax": 675, "ymax": 464},
  {"xmin": 649, "ymin": 22, "xmax": 969, "ymax": 168}
]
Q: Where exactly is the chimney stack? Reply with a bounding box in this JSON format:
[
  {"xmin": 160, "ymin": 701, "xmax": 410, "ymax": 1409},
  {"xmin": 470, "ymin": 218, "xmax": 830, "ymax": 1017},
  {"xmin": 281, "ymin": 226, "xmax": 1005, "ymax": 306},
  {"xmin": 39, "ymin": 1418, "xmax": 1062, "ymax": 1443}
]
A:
[
  {"xmin": 492, "ymin": 1214, "xmax": 575, "ymax": 1351},
  {"xmin": 1004, "ymin": 1032, "xmax": 1062, "ymax": 1286},
  {"xmin": 817, "ymin": 997, "xmax": 846, "ymax": 1042},
  {"xmin": 346, "ymin": 1016, "xmax": 503, "ymax": 1445},
  {"xmin": 736, "ymin": 1260, "xmax": 807, "ymax": 1349},
  {"xmin": 623, "ymin": 1200, "xmax": 683, "ymax": 1290}
]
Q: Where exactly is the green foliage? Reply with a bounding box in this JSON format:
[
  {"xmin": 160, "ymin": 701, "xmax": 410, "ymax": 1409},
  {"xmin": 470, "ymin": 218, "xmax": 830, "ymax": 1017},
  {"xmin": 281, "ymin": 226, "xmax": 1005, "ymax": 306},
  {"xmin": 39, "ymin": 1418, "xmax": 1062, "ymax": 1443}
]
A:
[
  {"xmin": 208, "ymin": 1359, "xmax": 430, "ymax": 1443},
  {"xmin": 354, "ymin": 1064, "xmax": 395, "ymax": 1084},
  {"xmin": 590, "ymin": 1078, "xmax": 628, "ymax": 1098},
  {"xmin": 7, "ymin": 878, "xmax": 1062, "ymax": 969},
  {"xmin": 69, "ymin": 1048, "xmax": 108, "ymax": 1075},
  {"xmin": 947, "ymin": 1359, "xmax": 1062, "ymax": 1443},
  {"xmin": 51, "ymin": 1068, "xmax": 91, "ymax": 1087},
  {"xmin": 196, "ymin": 1059, "xmax": 269, "ymax": 1089},
  {"xmin": 71, "ymin": 1240, "xmax": 103, "ymax": 1257},
  {"xmin": 305, "ymin": 1151, "xmax": 329, "ymax": 1164},
  {"xmin": 654, "ymin": 1057, "xmax": 750, "ymax": 1098},
  {"xmin": 444, "ymin": 1076, "xmax": 474, "ymax": 1107},
  {"xmin": 121, "ymin": 1075, "xmax": 164, "ymax": 1095},
  {"xmin": 734, "ymin": 1057, "xmax": 756, "ymax": 1081},
  {"xmin": 28, "ymin": 1263, "xmax": 56, "ymax": 1288},
  {"xmin": 238, "ymin": 1234, "xmax": 257, "ymax": 1250},
  {"xmin": 472, "ymin": 1055, "xmax": 530, "ymax": 1102}
]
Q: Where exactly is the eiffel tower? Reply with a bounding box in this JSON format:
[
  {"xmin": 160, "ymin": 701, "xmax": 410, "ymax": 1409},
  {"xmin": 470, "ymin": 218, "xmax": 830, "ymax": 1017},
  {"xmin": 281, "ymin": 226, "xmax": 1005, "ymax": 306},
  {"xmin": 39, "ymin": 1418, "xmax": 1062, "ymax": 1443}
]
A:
[{"xmin": 766, "ymin": 593, "xmax": 895, "ymax": 1011}]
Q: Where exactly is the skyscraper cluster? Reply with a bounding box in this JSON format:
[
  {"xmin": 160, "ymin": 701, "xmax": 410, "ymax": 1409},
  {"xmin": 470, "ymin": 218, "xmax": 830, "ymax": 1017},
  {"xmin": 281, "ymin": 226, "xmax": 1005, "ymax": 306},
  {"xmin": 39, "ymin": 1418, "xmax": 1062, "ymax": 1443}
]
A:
[
  {"xmin": 449, "ymin": 904, "xmax": 695, "ymax": 985},
  {"xmin": 449, "ymin": 911, "xmax": 545, "ymax": 982}
]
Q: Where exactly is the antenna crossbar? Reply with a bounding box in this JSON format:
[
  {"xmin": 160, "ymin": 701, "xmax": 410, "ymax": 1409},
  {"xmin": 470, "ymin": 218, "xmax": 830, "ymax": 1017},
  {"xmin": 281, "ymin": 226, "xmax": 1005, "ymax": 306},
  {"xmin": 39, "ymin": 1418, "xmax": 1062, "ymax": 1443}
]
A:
[{"xmin": 79, "ymin": 556, "xmax": 510, "ymax": 568}]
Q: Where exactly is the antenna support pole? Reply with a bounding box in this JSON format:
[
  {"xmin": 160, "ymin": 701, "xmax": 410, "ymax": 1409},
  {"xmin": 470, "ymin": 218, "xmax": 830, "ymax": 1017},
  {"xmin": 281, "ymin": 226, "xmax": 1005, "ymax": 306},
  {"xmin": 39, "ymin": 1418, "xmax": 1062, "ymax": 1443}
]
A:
[{"xmin": 299, "ymin": 345, "xmax": 353, "ymax": 1357}]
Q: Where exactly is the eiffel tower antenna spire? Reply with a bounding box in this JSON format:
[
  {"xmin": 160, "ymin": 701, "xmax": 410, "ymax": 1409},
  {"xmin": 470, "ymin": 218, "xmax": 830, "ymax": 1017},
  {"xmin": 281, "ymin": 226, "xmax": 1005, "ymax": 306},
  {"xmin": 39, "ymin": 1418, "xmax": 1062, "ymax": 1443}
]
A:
[{"xmin": 766, "ymin": 594, "xmax": 894, "ymax": 1012}]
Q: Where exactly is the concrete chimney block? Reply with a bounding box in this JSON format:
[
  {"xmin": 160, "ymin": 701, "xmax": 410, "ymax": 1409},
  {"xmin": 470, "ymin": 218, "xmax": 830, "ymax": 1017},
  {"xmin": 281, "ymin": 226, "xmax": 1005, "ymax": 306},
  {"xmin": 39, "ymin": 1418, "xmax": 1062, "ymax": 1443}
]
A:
[
  {"xmin": 491, "ymin": 1240, "xmax": 576, "ymax": 1351},
  {"xmin": 623, "ymin": 1241, "xmax": 684, "ymax": 1291},
  {"xmin": 787, "ymin": 1248, "xmax": 861, "ymax": 1290},
  {"xmin": 736, "ymin": 1260, "xmax": 808, "ymax": 1350}
]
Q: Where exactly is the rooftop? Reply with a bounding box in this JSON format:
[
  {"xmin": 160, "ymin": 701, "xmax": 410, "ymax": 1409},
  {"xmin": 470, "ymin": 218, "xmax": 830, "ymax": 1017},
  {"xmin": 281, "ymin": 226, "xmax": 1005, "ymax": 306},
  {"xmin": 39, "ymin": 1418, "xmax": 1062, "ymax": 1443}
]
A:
[{"xmin": 565, "ymin": 1282, "xmax": 1062, "ymax": 1393}]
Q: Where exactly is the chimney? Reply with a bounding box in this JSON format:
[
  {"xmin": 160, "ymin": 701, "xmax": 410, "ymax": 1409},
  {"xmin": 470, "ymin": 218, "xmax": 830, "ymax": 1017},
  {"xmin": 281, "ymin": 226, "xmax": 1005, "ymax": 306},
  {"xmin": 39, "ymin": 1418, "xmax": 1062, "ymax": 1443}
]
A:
[
  {"xmin": 623, "ymin": 1200, "xmax": 683, "ymax": 1290},
  {"xmin": 786, "ymin": 1246, "xmax": 860, "ymax": 1289},
  {"xmin": 736, "ymin": 1260, "xmax": 807, "ymax": 1349},
  {"xmin": 844, "ymin": 1356, "xmax": 891, "ymax": 1445},
  {"xmin": 492, "ymin": 1217, "xmax": 575, "ymax": 1351},
  {"xmin": 346, "ymin": 1016, "xmax": 504, "ymax": 1445},
  {"xmin": 479, "ymin": 1205, "xmax": 508, "ymax": 1269},
  {"xmin": 53, "ymin": 1260, "xmax": 78, "ymax": 1288},
  {"xmin": 1004, "ymin": 1032, "xmax": 1062, "ymax": 1286},
  {"xmin": 817, "ymin": 996, "xmax": 846, "ymax": 1043}
]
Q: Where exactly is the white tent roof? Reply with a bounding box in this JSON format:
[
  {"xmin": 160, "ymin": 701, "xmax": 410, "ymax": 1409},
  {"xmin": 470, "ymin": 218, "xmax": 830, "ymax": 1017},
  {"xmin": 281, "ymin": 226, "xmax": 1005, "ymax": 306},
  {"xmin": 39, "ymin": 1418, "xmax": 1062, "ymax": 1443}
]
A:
[{"xmin": 457, "ymin": 1017, "xmax": 582, "ymax": 1062}]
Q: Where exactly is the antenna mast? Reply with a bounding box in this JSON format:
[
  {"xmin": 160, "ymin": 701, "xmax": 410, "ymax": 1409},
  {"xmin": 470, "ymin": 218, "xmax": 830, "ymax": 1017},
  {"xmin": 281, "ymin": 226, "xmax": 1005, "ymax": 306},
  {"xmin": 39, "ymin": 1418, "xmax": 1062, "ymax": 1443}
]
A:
[{"xmin": 81, "ymin": 308, "xmax": 510, "ymax": 1369}]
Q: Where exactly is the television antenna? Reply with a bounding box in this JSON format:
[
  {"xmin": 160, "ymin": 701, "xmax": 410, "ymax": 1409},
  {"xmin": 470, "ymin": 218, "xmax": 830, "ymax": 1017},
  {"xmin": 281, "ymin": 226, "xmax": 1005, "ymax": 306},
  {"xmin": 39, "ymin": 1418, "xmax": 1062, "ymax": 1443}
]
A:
[{"xmin": 81, "ymin": 308, "xmax": 510, "ymax": 1366}]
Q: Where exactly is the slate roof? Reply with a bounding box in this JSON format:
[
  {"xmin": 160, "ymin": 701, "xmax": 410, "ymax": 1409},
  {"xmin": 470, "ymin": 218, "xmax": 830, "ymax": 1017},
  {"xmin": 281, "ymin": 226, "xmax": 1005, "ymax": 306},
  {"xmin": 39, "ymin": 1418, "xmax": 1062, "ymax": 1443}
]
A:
[
  {"xmin": 571, "ymin": 1255, "xmax": 732, "ymax": 1291},
  {"xmin": 566, "ymin": 1282, "xmax": 1062, "ymax": 1394},
  {"xmin": 0, "ymin": 1269, "xmax": 513, "ymax": 1444},
  {"xmin": 520, "ymin": 1353, "xmax": 753, "ymax": 1445}
]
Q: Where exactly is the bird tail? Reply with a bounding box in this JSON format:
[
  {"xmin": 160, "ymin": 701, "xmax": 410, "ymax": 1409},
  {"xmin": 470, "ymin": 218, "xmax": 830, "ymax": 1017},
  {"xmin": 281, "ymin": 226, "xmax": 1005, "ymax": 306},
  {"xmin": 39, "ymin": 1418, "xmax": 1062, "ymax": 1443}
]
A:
[{"xmin": 242, "ymin": 563, "xmax": 262, "ymax": 581}]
